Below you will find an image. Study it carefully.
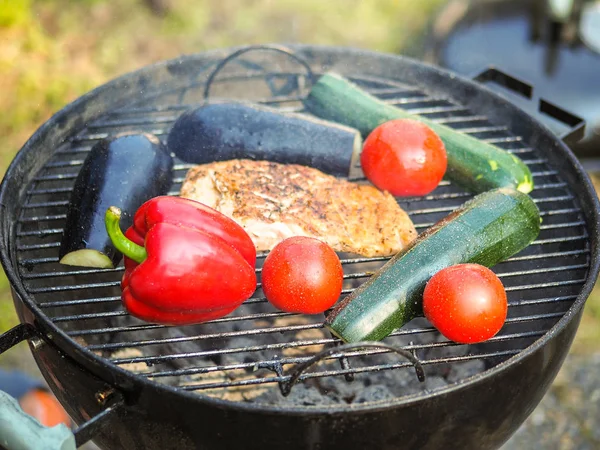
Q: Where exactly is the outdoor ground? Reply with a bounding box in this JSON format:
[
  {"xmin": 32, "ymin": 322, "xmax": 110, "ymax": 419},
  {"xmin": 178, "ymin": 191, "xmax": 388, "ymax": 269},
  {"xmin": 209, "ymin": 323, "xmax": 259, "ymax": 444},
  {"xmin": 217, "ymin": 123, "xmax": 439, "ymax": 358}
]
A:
[{"xmin": 2, "ymin": 1, "xmax": 600, "ymax": 448}]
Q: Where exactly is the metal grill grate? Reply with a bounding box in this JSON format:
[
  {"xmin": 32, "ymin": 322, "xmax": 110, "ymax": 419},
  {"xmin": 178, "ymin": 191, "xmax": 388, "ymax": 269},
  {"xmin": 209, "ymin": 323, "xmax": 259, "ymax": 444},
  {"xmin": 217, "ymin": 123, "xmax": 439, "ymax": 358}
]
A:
[{"xmin": 13, "ymin": 63, "xmax": 590, "ymax": 404}]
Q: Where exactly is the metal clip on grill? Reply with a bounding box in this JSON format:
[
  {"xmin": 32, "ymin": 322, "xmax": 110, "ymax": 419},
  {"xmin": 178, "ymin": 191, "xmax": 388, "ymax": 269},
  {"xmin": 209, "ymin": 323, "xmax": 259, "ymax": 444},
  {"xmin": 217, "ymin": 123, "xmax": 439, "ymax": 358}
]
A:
[{"xmin": 0, "ymin": 44, "xmax": 598, "ymax": 450}]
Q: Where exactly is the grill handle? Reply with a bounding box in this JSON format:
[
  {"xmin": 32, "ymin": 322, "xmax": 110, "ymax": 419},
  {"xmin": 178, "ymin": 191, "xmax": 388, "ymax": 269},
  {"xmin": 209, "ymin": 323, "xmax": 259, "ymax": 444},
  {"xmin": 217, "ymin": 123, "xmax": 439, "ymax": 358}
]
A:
[
  {"xmin": 0, "ymin": 324, "xmax": 123, "ymax": 450},
  {"xmin": 473, "ymin": 67, "xmax": 586, "ymax": 147},
  {"xmin": 278, "ymin": 341, "xmax": 426, "ymax": 396},
  {"xmin": 202, "ymin": 44, "xmax": 315, "ymax": 100}
]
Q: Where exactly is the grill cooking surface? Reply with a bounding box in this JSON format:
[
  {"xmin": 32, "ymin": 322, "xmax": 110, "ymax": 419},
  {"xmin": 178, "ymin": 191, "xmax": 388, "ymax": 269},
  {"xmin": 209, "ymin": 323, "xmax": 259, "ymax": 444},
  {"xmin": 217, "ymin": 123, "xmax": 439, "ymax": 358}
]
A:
[{"xmin": 13, "ymin": 56, "xmax": 590, "ymax": 405}]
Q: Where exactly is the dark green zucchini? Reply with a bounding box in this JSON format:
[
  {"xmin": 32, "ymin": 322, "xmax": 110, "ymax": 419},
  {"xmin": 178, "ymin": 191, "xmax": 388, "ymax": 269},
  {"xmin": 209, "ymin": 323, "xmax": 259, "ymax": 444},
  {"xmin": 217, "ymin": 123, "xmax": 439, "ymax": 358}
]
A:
[
  {"xmin": 325, "ymin": 188, "xmax": 540, "ymax": 343},
  {"xmin": 167, "ymin": 102, "xmax": 362, "ymax": 176},
  {"xmin": 59, "ymin": 133, "xmax": 173, "ymax": 268},
  {"xmin": 304, "ymin": 72, "xmax": 534, "ymax": 194}
]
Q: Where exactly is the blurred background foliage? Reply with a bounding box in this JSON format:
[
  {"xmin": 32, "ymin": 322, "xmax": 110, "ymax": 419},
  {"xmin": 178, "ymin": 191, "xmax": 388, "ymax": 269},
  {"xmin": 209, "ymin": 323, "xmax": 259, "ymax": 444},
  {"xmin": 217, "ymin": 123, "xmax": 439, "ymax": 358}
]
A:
[{"xmin": 1, "ymin": 0, "xmax": 599, "ymax": 368}]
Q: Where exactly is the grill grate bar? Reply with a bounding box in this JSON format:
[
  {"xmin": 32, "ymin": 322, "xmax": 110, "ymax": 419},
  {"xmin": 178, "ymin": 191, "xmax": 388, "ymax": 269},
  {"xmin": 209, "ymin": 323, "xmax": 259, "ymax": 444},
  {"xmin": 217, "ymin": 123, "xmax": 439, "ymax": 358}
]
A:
[
  {"xmin": 45, "ymin": 160, "xmax": 85, "ymax": 169},
  {"xmin": 85, "ymin": 310, "xmax": 567, "ymax": 353},
  {"xmin": 507, "ymin": 147, "xmax": 533, "ymax": 154},
  {"xmin": 532, "ymin": 182, "xmax": 567, "ymax": 189},
  {"xmin": 434, "ymin": 125, "xmax": 508, "ymax": 134},
  {"xmin": 497, "ymin": 263, "xmax": 588, "ymax": 278},
  {"xmin": 411, "ymin": 182, "xmax": 568, "ymax": 205},
  {"xmin": 123, "ymin": 330, "xmax": 546, "ymax": 373},
  {"xmin": 17, "ymin": 227, "xmax": 589, "ymax": 272},
  {"xmin": 24, "ymin": 267, "xmax": 123, "ymax": 280},
  {"xmin": 88, "ymin": 115, "xmax": 180, "ymax": 129},
  {"xmin": 541, "ymin": 207, "xmax": 583, "ymax": 216},
  {"xmin": 419, "ymin": 215, "xmax": 587, "ymax": 234},
  {"xmin": 388, "ymin": 104, "xmax": 467, "ymax": 115},
  {"xmin": 55, "ymin": 146, "xmax": 92, "ymax": 155},
  {"xmin": 505, "ymin": 278, "xmax": 586, "ymax": 292},
  {"xmin": 26, "ymin": 145, "xmax": 554, "ymax": 189},
  {"xmin": 68, "ymin": 113, "xmax": 514, "ymax": 149},
  {"xmin": 481, "ymin": 136, "xmax": 523, "ymax": 144},
  {"xmin": 69, "ymin": 321, "xmax": 180, "ymax": 336},
  {"xmin": 408, "ymin": 195, "xmax": 575, "ymax": 216},
  {"xmin": 339, "ymin": 83, "xmax": 422, "ymax": 95},
  {"xmin": 505, "ymin": 311, "xmax": 566, "ymax": 324},
  {"xmin": 415, "ymin": 219, "xmax": 586, "ymax": 232},
  {"xmin": 70, "ymin": 95, "xmax": 487, "ymax": 145},
  {"xmin": 510, "ymin": 295, "xmax": 578, "ymax": 307},
  {"xmin": 92, "ymin": 110, "xmax": 511, "ymax": 133},
  {"xmin": 57, "ymin": 293, "xmax": 320, "ymax": 324},
  {"xmin": 26, "ymin": 255, "xmax": 388, "ymax": 281},
  {"xmin": 69, "ymin": 129, "xmax": 167, "ymax": 145},
  {"xmin": 532, "ymin": 170, "xmax": 559, "ymax": 177},
  {"xmin": 40, "ymin": 296, "xmax": 121, "ymax": 309},
  {"xmin": 534, "ymin": 195, "xmax": 575, "ymax": 204},
  {"xmin": 53, "ymin": 310, "xmax": 126, "ymax": 323},
  {"xmin": 116, "ymin": 338, "xmax": 336, "ymax": 367},
  {"xmin": 143, "ymin": 349, "xmax": 487, "ymax": 380},
  {"xmin": 507, "ymin": 248, "xmax": 589, "ymax": 262},
  {"xmin": 46, "ymin": 271, "xmax": 586, "ymax": 324},
  {"xmin": 25, "ymin": 187, "xmax": 73, "ymax": 196},
  {"xmin": 534, "ymin": 234, "xmax": 588, "ymax": 245},
  {"xmin": 28, "ymin": 280, "xmax": 121, "ymax": 294},
  {"xmin": 30, "ymin": 247, "xmax": 589, "ymax": 313},
  {"xmin": 539, "ymin": 220, "xmax": 586, "ymax": 230},
  {"xmin": 433, "ymin": 114, "xmax": 488, "ymax": 124},
  {"xmin": 112, "ymin": 100, "xmax": 299, "ymax": 117},
  {"xmin": 17, "ymin": 228, "xmax": 63, "ymax": 237},
  {"xmin": 174, "ymin": 350, "xmax": 525, "ymax": 392},
  {"xmin": 521, "ymin": 158, "xmax": 548, "ymax": 165},
  {"xmin": 22, "ymin": 201, "xmax": 70, "ymax": 210},
  {"xmin": 19, "ymin": 257, "xmax": 60, "ymax": 265},
  {"xmin": 25, "ymin": 181, "xmax": 575, "ymax": 209},
  {"xmin": 18, "ymin": 242, "xmax": 60, "ymax": 251},
  {"xmin": 33, "ymin": 174, "xmax": 78, "ymax": 182},
  {"xmin": 65, "ymin": 289, "xmax": 580, "ymax": 338},
  {"xmin": 87, "ymin": 323, "xmax": 325, "ymax": 351},
  {"xmin": 19, "ymin": 214, "xmax": 66, "ymax": 224}
]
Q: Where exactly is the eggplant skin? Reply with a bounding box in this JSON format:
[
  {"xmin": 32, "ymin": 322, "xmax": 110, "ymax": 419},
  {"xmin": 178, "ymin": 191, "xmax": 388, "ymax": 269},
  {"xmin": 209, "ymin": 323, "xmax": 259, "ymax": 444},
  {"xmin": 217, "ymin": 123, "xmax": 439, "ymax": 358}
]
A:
[
  {"xmin": 59, "ymin": 133, "xmax": 173, "ymax": 268},
  {"xmin": 167, "ymin": 102, "xmax": 362, "ymax": 176}
]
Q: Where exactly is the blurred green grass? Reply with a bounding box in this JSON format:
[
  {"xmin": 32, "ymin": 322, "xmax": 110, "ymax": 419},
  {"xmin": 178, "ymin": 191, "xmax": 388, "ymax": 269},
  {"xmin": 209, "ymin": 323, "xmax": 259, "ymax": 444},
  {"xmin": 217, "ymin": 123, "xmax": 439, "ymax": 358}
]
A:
[{"xmin": 1, "ymin": 0, "xmax": 599, "ymax": 367}]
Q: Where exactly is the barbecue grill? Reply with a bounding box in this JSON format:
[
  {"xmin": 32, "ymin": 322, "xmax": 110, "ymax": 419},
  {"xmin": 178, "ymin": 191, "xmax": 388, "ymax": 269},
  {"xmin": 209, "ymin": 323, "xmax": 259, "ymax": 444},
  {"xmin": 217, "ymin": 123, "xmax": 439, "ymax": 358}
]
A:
[{"xmin": 0, "ymin": 44, "xmax": 598, "ymax": 450}]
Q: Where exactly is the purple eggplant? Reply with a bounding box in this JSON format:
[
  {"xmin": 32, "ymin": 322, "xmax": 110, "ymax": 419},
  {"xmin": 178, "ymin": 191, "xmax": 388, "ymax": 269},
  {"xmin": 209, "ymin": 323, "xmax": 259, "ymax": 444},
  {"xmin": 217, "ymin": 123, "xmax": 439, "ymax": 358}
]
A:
[
  {"xmin": 59, "ymin": 133, "xmax": 173, "ymax": 268},
  {"xmin": 167, "ymin": 102, "xmax": 362, "ymax": 176}
]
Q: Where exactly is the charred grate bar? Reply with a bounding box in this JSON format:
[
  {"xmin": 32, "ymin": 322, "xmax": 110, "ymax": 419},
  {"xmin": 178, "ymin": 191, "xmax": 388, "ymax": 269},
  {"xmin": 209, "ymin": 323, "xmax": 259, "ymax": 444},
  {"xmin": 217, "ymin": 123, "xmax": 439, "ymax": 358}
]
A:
[{"xmin": 13, "ymin": 63, "xmax": 590, "ymax": 404}]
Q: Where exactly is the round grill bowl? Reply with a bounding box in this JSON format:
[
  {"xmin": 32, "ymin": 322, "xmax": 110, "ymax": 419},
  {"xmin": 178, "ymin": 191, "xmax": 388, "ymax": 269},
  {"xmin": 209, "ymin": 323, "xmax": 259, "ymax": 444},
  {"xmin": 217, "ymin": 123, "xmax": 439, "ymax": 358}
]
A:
[{"xmin": 1, "ymin": 44, "xmax": 599, "ymax": 450}]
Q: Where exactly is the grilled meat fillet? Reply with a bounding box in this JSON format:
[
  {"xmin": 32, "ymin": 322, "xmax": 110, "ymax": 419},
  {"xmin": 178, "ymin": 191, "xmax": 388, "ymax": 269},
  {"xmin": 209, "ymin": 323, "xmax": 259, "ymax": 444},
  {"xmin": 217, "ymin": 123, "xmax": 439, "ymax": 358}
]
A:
[{"xmin": 179, "ymin": 159, "xmax": 417, "ymax": 257}]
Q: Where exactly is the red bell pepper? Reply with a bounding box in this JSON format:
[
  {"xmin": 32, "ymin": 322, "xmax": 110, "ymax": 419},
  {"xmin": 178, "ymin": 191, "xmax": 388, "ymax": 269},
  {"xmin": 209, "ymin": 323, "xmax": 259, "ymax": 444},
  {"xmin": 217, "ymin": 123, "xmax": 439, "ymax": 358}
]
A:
[{"xmin": 105, "ymin": 196, "xmax": 257, "ymax": 325}]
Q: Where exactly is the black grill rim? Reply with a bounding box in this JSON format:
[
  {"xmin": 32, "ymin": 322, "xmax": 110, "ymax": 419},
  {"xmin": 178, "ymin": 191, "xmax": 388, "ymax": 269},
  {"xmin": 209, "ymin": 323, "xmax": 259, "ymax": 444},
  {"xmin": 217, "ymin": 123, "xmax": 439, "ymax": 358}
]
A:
[{"xmin": 1, "ymin": 43, "xmax": 599, "ymax": 414}]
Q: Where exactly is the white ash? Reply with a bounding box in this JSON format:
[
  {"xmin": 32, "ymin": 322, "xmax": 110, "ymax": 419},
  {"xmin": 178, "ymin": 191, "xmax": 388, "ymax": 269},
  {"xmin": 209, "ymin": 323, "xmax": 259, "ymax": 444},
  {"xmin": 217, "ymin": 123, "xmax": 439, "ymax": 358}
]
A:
[
  {"xmin": 353, "ymin": 385, "xmax": 396, "ymax": 404},
  {"xmin": 97, "ymin": 297, "xmax": 487, "ymax": 407}
]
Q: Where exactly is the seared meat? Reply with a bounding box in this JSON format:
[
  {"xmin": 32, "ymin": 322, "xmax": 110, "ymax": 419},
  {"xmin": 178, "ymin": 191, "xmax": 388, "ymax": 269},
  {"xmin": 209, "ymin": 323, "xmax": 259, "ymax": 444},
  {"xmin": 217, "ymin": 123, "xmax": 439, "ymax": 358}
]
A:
[{"xmin": 179, "ymin": 159, "xmax": 417, "ymax": 257}]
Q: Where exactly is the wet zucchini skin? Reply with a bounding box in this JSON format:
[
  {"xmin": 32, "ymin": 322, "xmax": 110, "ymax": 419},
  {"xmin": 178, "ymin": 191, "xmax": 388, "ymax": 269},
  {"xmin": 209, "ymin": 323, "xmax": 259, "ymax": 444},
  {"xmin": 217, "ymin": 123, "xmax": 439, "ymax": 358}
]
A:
[
  {"xmin": 167, "ymin": 102, "xmax": 363, "ymax": 176},
  {"xmin": 304, "ymin": 72, "xmax": 534, "ymax": 194},
  {"xmin": 325, "ymin": 188, "xmax": 541, "ymax": 343},
  {"xmin": 59, "ymin": 133, "xmax": 173, "ymax": 268}
]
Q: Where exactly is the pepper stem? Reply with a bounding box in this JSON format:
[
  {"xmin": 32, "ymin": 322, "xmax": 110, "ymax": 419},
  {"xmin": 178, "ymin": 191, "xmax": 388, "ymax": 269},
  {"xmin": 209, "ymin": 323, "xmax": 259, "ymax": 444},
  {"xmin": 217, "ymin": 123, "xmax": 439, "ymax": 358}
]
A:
[{"xmin": 105, "ymin": 206, "xmax": 147, "ymax": 263}]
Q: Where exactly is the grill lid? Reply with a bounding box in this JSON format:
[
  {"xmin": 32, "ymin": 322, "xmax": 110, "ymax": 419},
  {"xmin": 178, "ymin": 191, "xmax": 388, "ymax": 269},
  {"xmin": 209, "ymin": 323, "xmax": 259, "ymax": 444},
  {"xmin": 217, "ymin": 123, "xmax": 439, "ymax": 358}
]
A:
[{"xmin": 3, "ymin": 45, "xmax": 599, "ymax": 409}]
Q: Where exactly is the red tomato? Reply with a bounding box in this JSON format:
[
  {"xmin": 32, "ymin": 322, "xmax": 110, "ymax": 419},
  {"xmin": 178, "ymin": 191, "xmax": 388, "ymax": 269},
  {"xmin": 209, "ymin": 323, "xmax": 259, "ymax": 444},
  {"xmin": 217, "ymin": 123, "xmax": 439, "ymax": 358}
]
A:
[
  {"xmin": 361, "ymin": 118, "xmax": 447, "ymax": 196},
  {"xmin": 422, "ymin": 263, "xmax": 507, "ymax": 344},
  {"xmin": 261, "ymin": 236, "xmax": 343, "ymax": 314}
]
